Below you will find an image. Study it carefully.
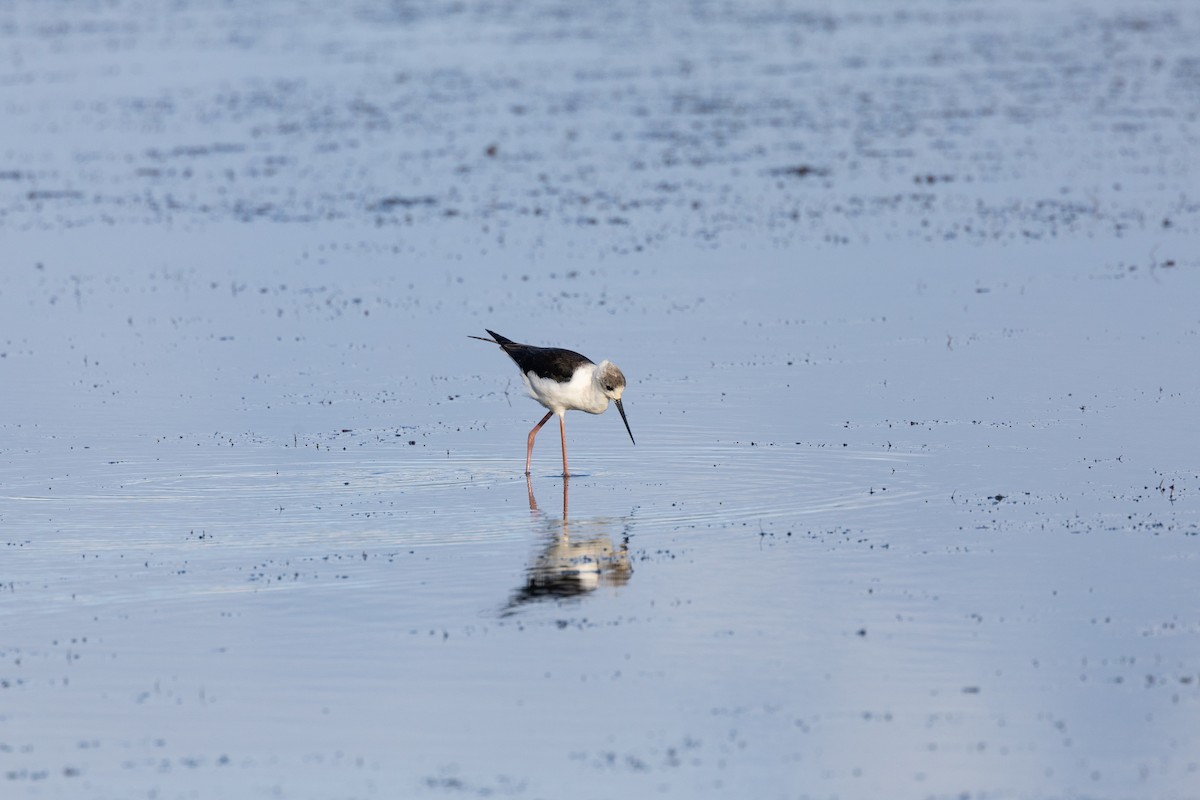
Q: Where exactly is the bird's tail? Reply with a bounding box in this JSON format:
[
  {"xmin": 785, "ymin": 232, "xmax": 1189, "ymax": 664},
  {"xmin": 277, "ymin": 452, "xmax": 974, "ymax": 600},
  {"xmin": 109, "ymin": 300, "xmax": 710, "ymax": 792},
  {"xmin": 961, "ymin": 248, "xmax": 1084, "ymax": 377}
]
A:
[{"xmin": 468, "ymin": 329, "xmax": 515, "ymax": 346}]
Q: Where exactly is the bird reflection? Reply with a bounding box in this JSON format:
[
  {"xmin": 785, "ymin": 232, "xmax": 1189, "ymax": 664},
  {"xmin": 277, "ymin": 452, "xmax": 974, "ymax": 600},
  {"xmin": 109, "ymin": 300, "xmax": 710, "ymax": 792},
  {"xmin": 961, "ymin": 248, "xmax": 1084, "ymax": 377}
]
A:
[{"xmin": 502, "ymin": 477, "xmax": 632, "ymax": 614}]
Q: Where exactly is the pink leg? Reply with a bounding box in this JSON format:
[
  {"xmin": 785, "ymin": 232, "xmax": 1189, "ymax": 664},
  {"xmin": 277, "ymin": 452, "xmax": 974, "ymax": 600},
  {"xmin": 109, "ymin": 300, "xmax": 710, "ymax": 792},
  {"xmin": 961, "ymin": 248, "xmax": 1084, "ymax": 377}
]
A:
[
  {"xmin": 526, "ymin": 411, "xmax": 554, "ymax": 475},
  {"xmin": 559, "ymin": 414, "xmax": 568, "ymax": 478}
]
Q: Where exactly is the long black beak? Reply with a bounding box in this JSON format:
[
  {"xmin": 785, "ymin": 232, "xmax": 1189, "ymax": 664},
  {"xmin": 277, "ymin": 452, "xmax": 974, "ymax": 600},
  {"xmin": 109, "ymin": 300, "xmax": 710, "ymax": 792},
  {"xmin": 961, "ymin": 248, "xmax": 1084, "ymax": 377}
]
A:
[{"xmin": 615, "ymin": 398, "xmax": 635, "ymax": 445}]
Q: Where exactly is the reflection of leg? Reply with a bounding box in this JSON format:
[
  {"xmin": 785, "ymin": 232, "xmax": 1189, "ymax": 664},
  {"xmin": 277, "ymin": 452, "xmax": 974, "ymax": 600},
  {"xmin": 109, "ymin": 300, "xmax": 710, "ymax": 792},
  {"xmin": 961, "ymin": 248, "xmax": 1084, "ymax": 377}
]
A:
[
  {"xmin": 559, "ymin": 414, "xmax": 568, "ymax": 477},
  {"xmin": 526, "ymin": 474, "xmax": 538, "ymax": 512},
  {"xmin": 526, "ymin": 411, "xmax": 554, "ymax": 475}
]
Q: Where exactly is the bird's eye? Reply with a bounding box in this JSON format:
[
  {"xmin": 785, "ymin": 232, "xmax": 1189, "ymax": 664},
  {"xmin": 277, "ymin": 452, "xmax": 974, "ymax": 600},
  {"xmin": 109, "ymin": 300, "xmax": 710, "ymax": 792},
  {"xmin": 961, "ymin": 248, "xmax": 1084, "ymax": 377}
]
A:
[{"xmin": 604, "ymin": 384, "xmax": 613, "ymax": 391}]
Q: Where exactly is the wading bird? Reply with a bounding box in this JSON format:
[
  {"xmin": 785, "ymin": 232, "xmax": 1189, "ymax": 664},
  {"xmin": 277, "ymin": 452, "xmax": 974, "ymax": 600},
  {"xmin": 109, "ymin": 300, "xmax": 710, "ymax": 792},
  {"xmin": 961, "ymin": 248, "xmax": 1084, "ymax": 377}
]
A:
[{"xmin": 471, "ymin": 329, "xmax": 634, "ymax": 476}]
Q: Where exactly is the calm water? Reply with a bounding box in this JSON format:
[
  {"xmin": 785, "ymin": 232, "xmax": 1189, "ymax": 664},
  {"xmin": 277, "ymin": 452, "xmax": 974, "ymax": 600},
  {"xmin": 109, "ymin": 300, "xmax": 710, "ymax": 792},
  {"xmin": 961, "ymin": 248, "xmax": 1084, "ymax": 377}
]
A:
[{"xmin": 3, "ymin": 1, "xmax": 1199, "ymax": 798}]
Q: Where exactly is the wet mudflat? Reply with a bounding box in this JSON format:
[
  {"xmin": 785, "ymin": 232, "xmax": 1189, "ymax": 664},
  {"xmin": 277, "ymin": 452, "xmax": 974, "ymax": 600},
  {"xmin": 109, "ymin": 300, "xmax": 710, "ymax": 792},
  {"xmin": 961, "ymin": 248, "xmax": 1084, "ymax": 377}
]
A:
[{"xmin": 2, "ymin": 1, "xmax": 1199, "ymax": 798}]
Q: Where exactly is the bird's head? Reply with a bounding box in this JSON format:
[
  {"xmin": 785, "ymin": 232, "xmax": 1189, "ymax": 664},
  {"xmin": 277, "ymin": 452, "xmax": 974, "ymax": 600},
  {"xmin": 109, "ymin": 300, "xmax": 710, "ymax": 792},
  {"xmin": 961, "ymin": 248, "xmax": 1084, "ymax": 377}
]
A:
[
  {"xmin": 596, "ymin": 361, "xmax": 635, "ymax": 445},
  {"xmin": 594, "ymin": 361, "xmax": 627, "ymax": 400}
]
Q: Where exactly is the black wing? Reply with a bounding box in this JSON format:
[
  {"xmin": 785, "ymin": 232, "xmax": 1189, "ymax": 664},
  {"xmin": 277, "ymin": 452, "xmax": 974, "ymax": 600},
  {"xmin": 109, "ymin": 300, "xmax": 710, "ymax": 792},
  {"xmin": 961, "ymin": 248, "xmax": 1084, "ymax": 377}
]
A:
[{"xmin": 483, "ymin": 329, "xmax": 593, "ymax": 383}]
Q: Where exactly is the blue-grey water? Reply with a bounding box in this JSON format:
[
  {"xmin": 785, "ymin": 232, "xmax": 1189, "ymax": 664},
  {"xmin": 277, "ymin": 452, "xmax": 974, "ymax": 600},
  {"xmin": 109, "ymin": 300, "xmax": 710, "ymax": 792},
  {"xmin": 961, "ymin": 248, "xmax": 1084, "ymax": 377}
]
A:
[{"xmin": 2, "ymin": 2, "xmax": 1199, "ymax": 798}]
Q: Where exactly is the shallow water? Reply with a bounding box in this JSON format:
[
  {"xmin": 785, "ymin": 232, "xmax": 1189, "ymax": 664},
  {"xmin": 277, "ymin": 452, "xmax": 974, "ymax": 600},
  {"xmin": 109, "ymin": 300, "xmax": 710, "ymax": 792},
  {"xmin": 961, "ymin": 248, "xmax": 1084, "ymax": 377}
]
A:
[{"xmin": 3, "ymin": 1, "xmax": 1200, "ymax": 798}]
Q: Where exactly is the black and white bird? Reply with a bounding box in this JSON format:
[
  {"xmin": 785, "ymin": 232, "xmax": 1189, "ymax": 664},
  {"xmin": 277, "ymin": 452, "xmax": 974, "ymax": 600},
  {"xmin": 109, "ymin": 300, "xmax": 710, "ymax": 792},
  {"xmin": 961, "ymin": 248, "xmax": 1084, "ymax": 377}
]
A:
[{"xmin": 471, "ymin": 329, "xmax": 635, "ymax": 476}]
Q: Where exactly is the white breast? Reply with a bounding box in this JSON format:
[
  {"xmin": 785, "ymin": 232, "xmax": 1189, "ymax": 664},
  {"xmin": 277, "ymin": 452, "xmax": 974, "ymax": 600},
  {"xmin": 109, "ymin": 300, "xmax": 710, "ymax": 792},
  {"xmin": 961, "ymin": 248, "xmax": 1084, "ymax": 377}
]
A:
[{"xmin": 522, "ymin": 365, "xmax": 610, "ymax": 415}]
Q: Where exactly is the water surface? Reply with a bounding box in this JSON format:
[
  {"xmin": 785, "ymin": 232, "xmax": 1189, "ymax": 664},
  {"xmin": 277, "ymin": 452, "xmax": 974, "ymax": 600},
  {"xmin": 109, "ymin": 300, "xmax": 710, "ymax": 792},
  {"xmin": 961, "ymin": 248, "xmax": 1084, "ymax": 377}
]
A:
[{"xmin": 2, "ymin": 1, "xmax": 1199, "ymax": 798}]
